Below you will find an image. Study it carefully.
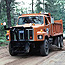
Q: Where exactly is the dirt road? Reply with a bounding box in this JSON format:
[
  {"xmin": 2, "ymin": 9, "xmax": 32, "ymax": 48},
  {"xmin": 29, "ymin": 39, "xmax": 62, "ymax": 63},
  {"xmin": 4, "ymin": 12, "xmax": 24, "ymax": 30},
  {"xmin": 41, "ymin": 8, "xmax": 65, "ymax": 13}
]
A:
[{"xmin": 0, "ymin": 40, "xmax": 65, "ymax": 65}]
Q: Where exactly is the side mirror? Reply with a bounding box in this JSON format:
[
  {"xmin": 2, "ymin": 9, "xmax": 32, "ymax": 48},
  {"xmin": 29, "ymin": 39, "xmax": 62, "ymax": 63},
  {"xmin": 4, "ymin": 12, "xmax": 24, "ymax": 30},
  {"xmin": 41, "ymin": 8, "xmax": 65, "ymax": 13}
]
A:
[
  {"xmin": 1, "ymin": 22, "xmax": 6, "ymax": 26},
  {"xmin": 51, "ymin": 17, "xmax": 54, "ymax": 24},
  {"xmin": 1, "ymin": 22, "xmax": 10, "ymax": 30}
]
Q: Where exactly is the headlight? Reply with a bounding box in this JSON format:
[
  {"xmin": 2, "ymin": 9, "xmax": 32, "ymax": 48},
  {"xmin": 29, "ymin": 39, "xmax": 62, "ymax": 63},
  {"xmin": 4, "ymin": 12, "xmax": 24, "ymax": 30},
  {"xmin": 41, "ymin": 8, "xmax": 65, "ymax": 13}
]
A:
[
  {"xmin": 7, "ymin": 31, "xmax": 9, "ymax": 33},
  {"xmin": 38, "ymin": 35, "xmax": 43, "ymax": 39},
  {"xmin": 6, "ymin": 35, "xmax": 9, "ymax": 40}
]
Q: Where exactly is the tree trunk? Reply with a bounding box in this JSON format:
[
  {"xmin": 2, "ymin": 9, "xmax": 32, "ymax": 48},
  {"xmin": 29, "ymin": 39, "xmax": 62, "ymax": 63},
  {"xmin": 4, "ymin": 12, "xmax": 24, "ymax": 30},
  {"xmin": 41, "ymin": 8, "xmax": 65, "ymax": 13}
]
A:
[
  {"xmin": 32, "ymin": 0, "xmax": 34, "ymax": 13},
  {"xmin": 5, "ymin": 0, "xmax": 11, "ymax": 28},
  {"xmin": 0, "ymin": 4, "xmax": 1, "ymax": 19}
]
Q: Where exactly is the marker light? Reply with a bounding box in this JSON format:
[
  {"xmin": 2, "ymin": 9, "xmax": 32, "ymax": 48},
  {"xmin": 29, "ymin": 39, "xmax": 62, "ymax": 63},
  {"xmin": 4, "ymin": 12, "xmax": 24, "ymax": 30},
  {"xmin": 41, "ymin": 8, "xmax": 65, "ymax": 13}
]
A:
[
  {"xmin": 32, "ymin": 23, "xmax": 35, "ymax": 26},
  {"xmin": 1, "ymin": 23, "xmax": 3, "ymax": 25},
  {"xmin": 1, "ymin": 22, "xmax": 6, "ymax": 26},
  {"xmin": 40, "ymin": 29, "xmax": 43, "ymax": 32},
  {"xmin": 30, "ymin": 23, "xmax": 32, "ymax": 27},
  {"xmin": 7, "ymin": 31, "xmax": 9, "ymax": 33},
  {"xmin": 40, "ymin": 12, "xmax": 41, "ymax": 14}
]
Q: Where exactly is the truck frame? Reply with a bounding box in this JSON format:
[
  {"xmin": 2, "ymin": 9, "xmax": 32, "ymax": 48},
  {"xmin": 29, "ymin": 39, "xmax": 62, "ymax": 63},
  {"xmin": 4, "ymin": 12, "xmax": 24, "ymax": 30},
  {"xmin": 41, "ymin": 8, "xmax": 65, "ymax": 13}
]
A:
[{"xmin": 1, "ymin": 13, "xmax": 63, "ymax": 56}]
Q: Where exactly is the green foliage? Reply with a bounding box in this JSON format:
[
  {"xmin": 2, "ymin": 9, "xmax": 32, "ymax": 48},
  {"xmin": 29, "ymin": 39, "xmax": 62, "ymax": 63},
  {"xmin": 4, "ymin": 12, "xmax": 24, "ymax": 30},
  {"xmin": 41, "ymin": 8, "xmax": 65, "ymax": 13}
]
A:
[
  {"xmin": 0, "ymin": 0, "xmax": 25, "ymax": 44},
  {"xmin": 35, "ymin": 0, "xmax": 43, "ymax": 13},
  {"xmin": 0, "ymin": 0, "xmax": 17, "ymax": 43}
]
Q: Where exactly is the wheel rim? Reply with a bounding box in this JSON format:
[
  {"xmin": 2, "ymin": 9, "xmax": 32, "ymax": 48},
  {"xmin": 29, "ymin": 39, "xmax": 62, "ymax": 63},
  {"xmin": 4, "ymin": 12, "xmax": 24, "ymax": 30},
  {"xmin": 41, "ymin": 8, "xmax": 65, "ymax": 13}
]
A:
[{"xmin": 45, "ymin": 40, "xmax": 49, "ymax": 54}]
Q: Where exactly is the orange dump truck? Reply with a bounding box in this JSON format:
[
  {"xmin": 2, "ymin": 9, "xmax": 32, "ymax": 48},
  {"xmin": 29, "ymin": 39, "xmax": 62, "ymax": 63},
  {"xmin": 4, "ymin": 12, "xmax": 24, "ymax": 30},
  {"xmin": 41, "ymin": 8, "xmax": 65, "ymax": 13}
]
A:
[{"xmin": 1, "ymin": 13, "xmax": 63, "ymax": 56}]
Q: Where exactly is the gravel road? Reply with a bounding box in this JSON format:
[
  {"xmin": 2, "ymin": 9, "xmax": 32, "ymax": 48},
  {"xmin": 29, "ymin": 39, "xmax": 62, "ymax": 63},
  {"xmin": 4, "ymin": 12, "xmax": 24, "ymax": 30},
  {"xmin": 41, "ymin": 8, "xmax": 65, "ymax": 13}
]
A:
[{"xmin": 0, "ymin": 40, "xmax": 65, "ymax": 65}]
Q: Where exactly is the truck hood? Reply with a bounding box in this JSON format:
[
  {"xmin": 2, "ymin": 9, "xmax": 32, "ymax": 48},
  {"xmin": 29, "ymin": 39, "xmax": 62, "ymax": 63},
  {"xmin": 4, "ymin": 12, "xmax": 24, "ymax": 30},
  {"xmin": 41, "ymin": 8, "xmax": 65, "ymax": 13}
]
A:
[{"xmin": 11, "ymin": 24, "xmax": 44, "ymax": 28}]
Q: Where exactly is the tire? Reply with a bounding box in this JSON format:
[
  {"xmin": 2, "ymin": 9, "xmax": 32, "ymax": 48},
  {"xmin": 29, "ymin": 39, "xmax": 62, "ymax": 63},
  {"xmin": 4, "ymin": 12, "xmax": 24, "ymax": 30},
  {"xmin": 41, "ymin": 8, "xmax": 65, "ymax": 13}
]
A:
[
  {"xmin": 60, "ymin": 36, "xmax": 63, "ymax": 48},
  {"xmin": 40, "ymin": 39, "xmax": 49, "ymax": 56},
  {"xmin": 9, "ymin": 42, "xmax": 17, "ymax": 56},
  {"xmin": 57, "ymin": 37, "xmax": 61, "ymax": 49}
]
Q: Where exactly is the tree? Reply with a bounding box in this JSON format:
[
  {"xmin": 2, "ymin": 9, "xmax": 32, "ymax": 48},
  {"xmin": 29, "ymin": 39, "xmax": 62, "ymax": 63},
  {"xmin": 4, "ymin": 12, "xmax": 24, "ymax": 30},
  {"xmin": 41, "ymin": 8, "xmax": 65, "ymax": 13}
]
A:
[
  {"xmin": 5, "ymin": 0, "xmax": 11, "ymax": 27},
  {"xmin": 0, "ymin": 4, "xmax": 1, "ymax": 18},
  {"xmin": 0, "ymin": 0, "xmax": 1, "ymax": 19},
  {"xmin": 35, "ymin": 0, "xmax": 42, "ymax": 13},
  {"xmin": 32, "ymin": 0, "xmax": 34, "ymax": 13},
  {"xmin": 0, "ymin": 0, "xmax": 18, "ymax": 43},
  {"xmin": 5, "ymin": 0, "xmax": 19, "ymax": 27}
]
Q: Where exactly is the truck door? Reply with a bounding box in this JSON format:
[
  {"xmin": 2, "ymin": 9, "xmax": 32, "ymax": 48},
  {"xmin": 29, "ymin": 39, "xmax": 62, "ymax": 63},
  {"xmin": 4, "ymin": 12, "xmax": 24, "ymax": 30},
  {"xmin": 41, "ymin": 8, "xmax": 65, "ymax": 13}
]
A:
[{"xmin": 44, "ymin": 17, "xmax": 51, "ymax": 36}]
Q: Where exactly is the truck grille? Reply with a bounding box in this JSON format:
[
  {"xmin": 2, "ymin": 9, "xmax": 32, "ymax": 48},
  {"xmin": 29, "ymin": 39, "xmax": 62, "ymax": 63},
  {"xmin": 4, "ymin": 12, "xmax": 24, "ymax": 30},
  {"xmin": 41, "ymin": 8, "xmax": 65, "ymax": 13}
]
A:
[
  {"xmin": 26, "ymin": 29, "xmax": 33, "ymax": 40},
  {"xmin": 19, "ymin": 30, "xmax": 24, "ymax": 40},
  {"xmin": 10, "ymin": 28, "xmax": 34, "ymax": 41}
]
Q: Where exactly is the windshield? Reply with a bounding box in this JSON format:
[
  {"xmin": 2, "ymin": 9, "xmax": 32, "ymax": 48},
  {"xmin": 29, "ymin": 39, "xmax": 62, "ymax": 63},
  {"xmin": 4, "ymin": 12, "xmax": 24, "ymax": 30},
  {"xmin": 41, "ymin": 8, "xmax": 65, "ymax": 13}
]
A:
[{"xmin": 18, "ymin": 16, "xmax": 43, "ymax": 25}]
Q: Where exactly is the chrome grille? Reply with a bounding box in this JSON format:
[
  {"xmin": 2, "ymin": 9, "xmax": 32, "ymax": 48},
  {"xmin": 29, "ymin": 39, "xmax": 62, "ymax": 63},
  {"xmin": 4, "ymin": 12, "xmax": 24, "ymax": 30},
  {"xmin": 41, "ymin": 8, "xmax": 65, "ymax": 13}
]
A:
[
  {"xmin": 26, "ymin": 29, "xmax": 34, "ymax": 41},
  {"xmin": 19, "ymin": 30, "xmax": 24, "ymax": 40}
]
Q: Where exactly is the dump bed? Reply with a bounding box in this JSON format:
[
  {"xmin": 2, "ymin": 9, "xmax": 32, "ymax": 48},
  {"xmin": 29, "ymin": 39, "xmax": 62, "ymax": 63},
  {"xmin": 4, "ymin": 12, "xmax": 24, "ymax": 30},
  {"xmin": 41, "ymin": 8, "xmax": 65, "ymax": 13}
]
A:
[{"xmin": 51, "ymin": 19, "xmax": 63, "ymax": 36}]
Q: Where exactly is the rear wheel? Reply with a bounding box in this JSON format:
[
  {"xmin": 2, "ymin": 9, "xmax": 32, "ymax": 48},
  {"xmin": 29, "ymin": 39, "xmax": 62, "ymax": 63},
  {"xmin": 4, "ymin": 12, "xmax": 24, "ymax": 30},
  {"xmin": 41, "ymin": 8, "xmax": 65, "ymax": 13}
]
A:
[
  {"xmin": 60, "ymin": 36, "xmax": 63, "ymax": 48},
  {"xmin": 57, "ymin": 37, "xmax": 61, "ymax": 49},
  {"xmin": 40, "ymin": 39, "xmax": 49, "ymax": 56},
  {"xmin": 9, "ymin": 42, "xmax": 17, "ymax": 56}
]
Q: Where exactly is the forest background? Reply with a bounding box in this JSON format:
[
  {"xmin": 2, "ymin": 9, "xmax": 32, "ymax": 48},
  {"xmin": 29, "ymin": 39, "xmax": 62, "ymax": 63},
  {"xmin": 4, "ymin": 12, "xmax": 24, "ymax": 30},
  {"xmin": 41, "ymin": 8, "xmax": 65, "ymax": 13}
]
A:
[{"xmin": 0, "ymin": 0, "xmax": 65, "ymax": 44}]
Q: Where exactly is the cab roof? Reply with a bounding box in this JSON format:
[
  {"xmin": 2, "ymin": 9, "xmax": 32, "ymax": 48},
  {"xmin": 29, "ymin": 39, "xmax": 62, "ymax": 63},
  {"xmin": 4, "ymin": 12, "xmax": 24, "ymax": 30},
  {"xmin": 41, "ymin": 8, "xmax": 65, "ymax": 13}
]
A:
[{"xmin": 18, "ymin": 13, "xmax": 51, "ymax": 18}]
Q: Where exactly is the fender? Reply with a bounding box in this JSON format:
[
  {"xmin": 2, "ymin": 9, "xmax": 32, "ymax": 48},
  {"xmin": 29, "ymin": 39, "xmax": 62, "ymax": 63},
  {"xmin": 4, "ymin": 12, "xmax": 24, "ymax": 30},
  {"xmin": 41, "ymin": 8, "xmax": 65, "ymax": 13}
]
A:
[{"xmin": 37, "ymin": 31, "xmax": 49, "ymax": 41}]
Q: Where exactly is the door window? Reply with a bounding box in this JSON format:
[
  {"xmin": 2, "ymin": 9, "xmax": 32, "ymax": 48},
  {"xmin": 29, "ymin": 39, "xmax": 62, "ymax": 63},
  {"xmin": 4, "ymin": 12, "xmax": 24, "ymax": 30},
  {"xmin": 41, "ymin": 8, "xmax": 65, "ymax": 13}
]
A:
[{"xmin": 45, "ymin": 17, "xmax": 48, "ymax": 25}]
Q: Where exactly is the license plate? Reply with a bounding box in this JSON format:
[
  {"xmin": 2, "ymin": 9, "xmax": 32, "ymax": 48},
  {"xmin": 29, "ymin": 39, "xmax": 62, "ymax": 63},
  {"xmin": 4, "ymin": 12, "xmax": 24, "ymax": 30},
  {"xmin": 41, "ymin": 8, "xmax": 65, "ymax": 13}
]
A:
[{"xmin": 19, "ymin": 31, "xmax": 24, "ymax": 33}]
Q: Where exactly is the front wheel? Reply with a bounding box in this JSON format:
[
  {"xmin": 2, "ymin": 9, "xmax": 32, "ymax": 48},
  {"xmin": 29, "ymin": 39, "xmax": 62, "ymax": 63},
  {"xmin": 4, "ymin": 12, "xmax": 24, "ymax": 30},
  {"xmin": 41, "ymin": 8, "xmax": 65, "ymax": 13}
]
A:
[
  {"xmin": 40, "ymin": 39, "xmax": 49, "ymax": 56},
  {"xmin": 9, "ymin": 42, "xmax": 17, "ymax": 56}
]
